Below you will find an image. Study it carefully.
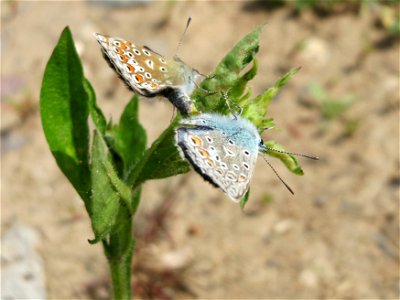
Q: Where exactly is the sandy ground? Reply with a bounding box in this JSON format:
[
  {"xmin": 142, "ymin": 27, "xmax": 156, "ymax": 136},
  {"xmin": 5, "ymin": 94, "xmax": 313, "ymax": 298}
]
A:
[{"xmin": 2, "ymin": 1, "xmax": 399, "ymax": 299}]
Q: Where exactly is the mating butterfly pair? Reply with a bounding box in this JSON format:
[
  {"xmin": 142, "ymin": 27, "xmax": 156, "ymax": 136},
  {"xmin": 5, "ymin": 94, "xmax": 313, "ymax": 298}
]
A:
[{"xmin": 95, "ymin": 21, "xmax": 318, "ymax": 202}]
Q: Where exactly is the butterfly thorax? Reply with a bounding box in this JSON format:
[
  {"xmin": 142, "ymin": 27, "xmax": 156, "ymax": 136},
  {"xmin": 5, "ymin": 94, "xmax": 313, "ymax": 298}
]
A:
[
  {"xmin": 165, "ymin": 57, "xmax": 201, "ymax": 95},
  {"xmin": 181, "ymin": 114, "xmax": 260, "ymax": 150}
]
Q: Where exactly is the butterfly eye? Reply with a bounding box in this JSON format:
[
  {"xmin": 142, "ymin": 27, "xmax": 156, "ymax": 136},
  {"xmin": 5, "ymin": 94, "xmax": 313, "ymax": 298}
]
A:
[{"xmin": 259, "ymin": 138, "xmax": 264, "ymax": 147}]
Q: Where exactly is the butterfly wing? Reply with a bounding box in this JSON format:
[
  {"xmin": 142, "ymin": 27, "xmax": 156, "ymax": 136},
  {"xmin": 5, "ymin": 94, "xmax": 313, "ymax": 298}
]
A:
[
  {"xmin": 94, "ymin": 33, "xmax": 197, "ymax": 114},
  {"xmin": 176, "ymin": 125, "xmax": 258, "ymax": 202},
  {"xmin": 94, "ymin": 33, "xmax": 174, "ymax": 95}
]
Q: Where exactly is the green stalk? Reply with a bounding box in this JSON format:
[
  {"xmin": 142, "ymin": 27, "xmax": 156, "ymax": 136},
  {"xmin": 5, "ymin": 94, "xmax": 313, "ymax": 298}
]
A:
[{"xmin": 103, "ymin": 207, "xmax": 134, "ymax": 299}]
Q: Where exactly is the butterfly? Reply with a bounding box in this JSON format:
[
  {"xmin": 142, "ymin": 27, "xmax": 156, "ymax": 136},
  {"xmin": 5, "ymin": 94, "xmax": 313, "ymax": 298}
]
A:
[
  {"xmin": 94, "ymin": 19, "xmax": 202, "ymax": 115},
  {"xmin": 175, "ymin": 113, "xmax": 318, "ymax": 202}
]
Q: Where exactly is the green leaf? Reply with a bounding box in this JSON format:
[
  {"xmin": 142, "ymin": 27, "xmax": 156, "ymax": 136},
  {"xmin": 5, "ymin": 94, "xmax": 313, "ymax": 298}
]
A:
[
  {"xmin": 40, "ymin": 26, "xmax": 91, "ymax": 205},
  {"xmin": 85, "ymin": 78, "xmax": 107, "ymax": 135},
  {"xmin": 262, "ymin": 140, "xmax": 304, "ymax": 176},
  {"xmin": 242, "ymin": 67, "xmax": 301, "ymax": 127},
  {"xmin": 193, "ymin": 24, "xmax": 265, "ymax": 113},
  {"xmin": 126, "ymin": 120, "xmax": 190, "ymax": 188},
  {"xmin": 110, "ymin": 95, "xmax": 147, "ymax": 179},
  {"xmin": 240, "ymin": 189, "xmax": 251, "ymax": 209},
  {"xmin": 230, "ymin": 58, "xmax": 259, "ymax": 103},
  {"xmin": 90, "ymin": 131, "xmax": 123, "ymax": 242}
]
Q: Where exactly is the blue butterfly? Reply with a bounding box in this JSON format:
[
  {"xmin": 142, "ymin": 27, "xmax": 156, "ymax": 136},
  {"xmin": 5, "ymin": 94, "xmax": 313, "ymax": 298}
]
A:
[{"xmin": 175, "ymin": 113, "xmax": 318, "ymax": 202}]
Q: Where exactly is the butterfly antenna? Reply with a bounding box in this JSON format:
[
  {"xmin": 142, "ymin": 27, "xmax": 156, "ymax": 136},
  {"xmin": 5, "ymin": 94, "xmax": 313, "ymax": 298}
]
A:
[
  {"xmin": 262, "ymin": 146, "xmax": 319, "ymax": 160},
  {"xmin": 175, "ymin": 17, "xmax": 192, "ymax": 59},
  {"xmin": 223, "ymin": 91, "xmax": 243, "ymax": 119},
  {"xmin": 262, "ymin": 156, "xmax": 294, "ymax": 195}
]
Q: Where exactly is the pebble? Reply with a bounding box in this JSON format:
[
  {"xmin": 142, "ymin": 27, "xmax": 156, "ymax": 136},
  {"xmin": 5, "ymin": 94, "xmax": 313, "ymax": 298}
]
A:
[
  {"xmin": 295, "ymin": 37, "xmax": 331, "ymax": 68},
  {"xmin": 273, "ymin": 219, "xmax": 294, "ymax": 235},
  {"xmin": 299, "ymin": 269, "xmax": 318, "ymax": 288}
]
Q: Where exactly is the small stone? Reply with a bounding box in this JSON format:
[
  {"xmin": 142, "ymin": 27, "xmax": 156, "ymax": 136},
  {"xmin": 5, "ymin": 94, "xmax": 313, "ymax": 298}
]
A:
[
  {"xmin": 296, "ymin": 37, "xmax": 330, "ymax": 68},
  {"xmin": 299, "ymin": 269, "xmax": 318, "ymax": 288},
  {"xmin": 273, "ymin": 219, "xmax": 294, "ymax": 235},
  {"xmin": 158, "ymin": 249, "xmax": 193, "ymax": 270}
]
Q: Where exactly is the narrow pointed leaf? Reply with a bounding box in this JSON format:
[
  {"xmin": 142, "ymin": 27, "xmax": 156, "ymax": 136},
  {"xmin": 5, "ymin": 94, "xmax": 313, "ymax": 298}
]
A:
[
  {"xmin": 127, "ymin": 120, "xmax": 190, "ymax": 188},
  {"xmin": 40, "ymin": 26, "xmax": 91, "ymax": 205},
  {"xmin": 85, "ymin": 78, "xmax": 107, "ymax": 135},
  {"xmin": 193, "ymin": 24, "xmax": 265, "ymax": 113},
  {"xmin": 240, "ymin": 189, "xmax": 251, "ymax": 209},
  {"xmin": 90, "ymin": 131, "xmax": 122, "ymax": 242},
  {"xmin": 110, "ymin": 95, "xmax": 147, "ymax": 179}
]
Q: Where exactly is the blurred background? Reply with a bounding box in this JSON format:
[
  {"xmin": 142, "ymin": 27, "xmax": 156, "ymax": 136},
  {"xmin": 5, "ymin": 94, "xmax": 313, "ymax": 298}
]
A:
[{"xmin": 1, "ymin": 1, "xmax": 399, "ymax": 299}]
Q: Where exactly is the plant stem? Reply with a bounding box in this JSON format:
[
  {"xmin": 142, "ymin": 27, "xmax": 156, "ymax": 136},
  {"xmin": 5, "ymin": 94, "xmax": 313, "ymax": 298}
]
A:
[
  {"xmin": 109, "ymin": 249, "xmax": 133, "ymax": 300},
  {"xmin": 104, "ymin": 207, "xmax": 135, "ymax": 299}
]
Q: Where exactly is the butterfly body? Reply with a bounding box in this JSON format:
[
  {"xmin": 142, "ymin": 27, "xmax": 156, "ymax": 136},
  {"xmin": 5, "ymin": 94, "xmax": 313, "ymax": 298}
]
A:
[
  {"xmin": 176, "ymin": 113, "xmax": 261, "ymax": 202},
  {"xmin": 94, "ymin": 33, "xmax": 201, "ymax": 114}
]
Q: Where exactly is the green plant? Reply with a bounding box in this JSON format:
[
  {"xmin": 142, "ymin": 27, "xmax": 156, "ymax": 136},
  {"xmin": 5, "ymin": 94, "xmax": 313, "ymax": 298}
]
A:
[{"xmin": 40, "ymin": 25, "xmax": 305, "ymax": 299}]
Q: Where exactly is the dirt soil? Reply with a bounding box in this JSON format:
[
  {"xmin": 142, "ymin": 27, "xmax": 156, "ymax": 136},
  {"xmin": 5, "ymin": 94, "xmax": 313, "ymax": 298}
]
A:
[{"xmin": 2, "ymin": 1, "xmax": 399, "ymax": 299}]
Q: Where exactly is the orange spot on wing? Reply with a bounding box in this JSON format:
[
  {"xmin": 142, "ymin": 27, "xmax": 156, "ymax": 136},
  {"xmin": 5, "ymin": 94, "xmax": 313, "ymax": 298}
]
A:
[
  {"xmin": 115, "ymin": 47, "xmax": 124, "ymax": 55},
  {"xmin": 127, "ymin": 65, "xmax": 135, "ymax": 73},
  {"xmin": 197, "ymin": 148, "xmax": 209, "ymax": 158},
  {"xmin": 206, "ymin": 158, "xmax": 214, "ymax": 167},
  {"xmin": 118, "ymin": 54, "xmax": 128, "ymax": 63},
  {"xmin": 119, "ymin": 42, "xmax": 127, "ymax": 49},
  {"xmin": 190, "ymin": 135, "xmax": 202, "ymax": 146},
  {"xmin": 238, "ymin": 175, "xmax": 247, "ymax": 182},
  {"xmin": 135, "ymin": 74, "xmax": 144, "ymax": 83}
]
